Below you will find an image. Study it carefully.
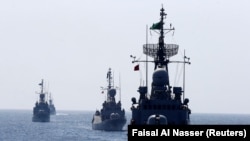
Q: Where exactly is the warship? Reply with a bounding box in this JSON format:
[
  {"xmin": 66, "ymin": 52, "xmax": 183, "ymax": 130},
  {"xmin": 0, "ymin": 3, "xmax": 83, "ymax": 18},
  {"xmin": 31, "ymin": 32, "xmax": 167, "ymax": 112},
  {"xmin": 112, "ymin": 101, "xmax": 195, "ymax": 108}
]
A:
[
  {"xmin": 129, "ymin": 6, "xmax": 191, "ymax": 125},
  {"xmin": 92, "ymin": 68, "xmax": 127, "ymax": 131},
  {"xmin": 49, "ymin": 93, "xmax": 56, "ymax": 115},
  {"xmin": 32, "ymin": 79, "xmax": 50, "ymax": 122}
]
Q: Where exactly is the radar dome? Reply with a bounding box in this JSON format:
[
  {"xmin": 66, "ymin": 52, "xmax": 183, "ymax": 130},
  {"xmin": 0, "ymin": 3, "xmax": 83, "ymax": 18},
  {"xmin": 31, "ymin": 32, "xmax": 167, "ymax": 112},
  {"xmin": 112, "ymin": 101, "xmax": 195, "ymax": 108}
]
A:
[
  {"xmin": 152, "ymin": 68, "xmax": 169, "ymax": 86},
  {"xmin": 108, "ymin": 88, "xmax": 116, "ymax": 97}
]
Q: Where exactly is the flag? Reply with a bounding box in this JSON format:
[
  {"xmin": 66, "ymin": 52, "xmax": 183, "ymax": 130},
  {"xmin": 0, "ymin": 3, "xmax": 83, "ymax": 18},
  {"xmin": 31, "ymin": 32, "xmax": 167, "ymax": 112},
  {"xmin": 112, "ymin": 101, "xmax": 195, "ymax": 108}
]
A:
[
  {"xmin": 39, "ymin": 79, "xmax": 43, "ymax": 86},
  {"xmin": 134, "ymin": 64, "xmax": 139, "ymax": 71},
  {"xmin": 150, "ymin": 22, "xmax": 162, "ymax": 30}
]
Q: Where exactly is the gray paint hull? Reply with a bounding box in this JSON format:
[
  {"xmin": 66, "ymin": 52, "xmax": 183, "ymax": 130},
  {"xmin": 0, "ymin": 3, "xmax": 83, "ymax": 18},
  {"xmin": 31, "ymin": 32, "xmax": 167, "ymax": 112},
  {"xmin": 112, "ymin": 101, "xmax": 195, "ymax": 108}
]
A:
[
  {"xmin": 32, "ymin": 113, "xmax": 50, "ymax": 122},
  {"xmin": 92, "ymin": 117, "xmax": 127, "ymax": 131}
]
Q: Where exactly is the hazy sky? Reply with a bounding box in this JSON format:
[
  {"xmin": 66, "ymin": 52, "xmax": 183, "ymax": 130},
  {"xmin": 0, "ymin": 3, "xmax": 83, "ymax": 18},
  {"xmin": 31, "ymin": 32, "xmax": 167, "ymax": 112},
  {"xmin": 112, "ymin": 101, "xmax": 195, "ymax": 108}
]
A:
[{"xmin": 0, "ymin": 0, "xmax": 249, "ymax": 114}]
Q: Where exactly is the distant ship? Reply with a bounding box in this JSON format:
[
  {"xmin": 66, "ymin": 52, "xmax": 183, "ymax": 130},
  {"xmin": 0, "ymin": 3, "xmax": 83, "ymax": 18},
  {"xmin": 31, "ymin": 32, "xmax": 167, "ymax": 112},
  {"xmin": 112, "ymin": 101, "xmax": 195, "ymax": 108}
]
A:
[
  {"xmin": 129, "ymin": 6, "xmax": 191, "ymax": 125},
  {"xmin": 32, "ymin": 79, "xmax": 50, "ymax": 122},
  {"xmin": 49, "ymin": 93, "xmax": 56, "ymax": 115},
  {"xmin": 92, "ymin": 68, "xmax": 127, "ymax": 131}
]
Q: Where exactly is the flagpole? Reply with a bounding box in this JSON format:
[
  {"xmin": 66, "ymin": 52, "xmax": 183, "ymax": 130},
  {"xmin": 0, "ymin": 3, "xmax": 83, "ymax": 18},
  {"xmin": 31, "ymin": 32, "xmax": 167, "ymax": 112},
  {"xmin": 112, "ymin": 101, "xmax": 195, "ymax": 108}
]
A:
[
  {"xmin": 146, "ymin": 25, "xmax": 148, "ymax": 95},
  {"xmin": 119, "ymin": 72, "xmax": 121, "ymax": 102},
  {"xmin": 183, "ymin": 50, "xmax": 185, "ymax": 102}
]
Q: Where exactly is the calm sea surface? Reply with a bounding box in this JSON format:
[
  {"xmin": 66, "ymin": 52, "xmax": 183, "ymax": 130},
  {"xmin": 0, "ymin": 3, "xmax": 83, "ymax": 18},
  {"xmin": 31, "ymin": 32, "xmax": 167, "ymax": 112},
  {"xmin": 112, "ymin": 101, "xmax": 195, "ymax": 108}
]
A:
[{"xmin": 0, "ymin": 110, "xmax": 250, "ymax": 141}]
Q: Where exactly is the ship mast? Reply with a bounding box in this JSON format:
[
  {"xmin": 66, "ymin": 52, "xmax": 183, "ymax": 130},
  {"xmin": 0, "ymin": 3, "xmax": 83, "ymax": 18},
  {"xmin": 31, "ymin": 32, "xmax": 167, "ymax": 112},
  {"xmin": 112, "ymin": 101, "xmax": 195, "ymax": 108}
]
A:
[
  {"xmin": 107, "ymin": 68, "xmax": 112, "ymax": 90},
  {"xmin": 40, "ymin": 79, "xmax": 44, "ymax": 94},
  {"xmin": 39, "ymin": 79, "xmax": 45, "ymax": 103},
  {"xmin": 183, "ymin": 50, "xmax": 190, "ymax": 101},
  {"xmin": 105, "ymin": 68, "xmax": 117, "ymax": 103},
  {"xmin": 132, "ymin": 6, "xmax": 188, "ymax": 100},
  {"xmin": 145, "ymin": 25, "xmax": 149, "ymax": 95},
  {"xmin": 119, "ymin": 72, "xmax": 121, "ymax": 102},
  {"xmin": 155, "ymin": 7, "xmax": 167, "ymax": 69}
]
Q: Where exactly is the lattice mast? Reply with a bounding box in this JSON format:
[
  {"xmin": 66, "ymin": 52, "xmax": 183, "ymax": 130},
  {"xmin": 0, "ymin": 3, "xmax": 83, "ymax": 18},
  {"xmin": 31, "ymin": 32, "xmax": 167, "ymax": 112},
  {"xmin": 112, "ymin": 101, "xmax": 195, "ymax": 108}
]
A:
[{"xmin": 143, "ymin": 7, "xmax": 177, "ymax": 87}]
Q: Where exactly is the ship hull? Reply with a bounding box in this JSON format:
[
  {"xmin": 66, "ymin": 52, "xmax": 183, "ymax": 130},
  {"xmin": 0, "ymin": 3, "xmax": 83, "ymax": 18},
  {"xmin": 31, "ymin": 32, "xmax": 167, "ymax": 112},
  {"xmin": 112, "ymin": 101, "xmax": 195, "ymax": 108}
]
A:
[
  {"xmin": 50, "ymin": 106, "xmax": 56, "ymax": 115},
  {"xmin": 32, "ymin": 111, "xmax": 50, "ymax": 122},
  {"xmin": 92, "ymin": 116, "xmax": 127, "ymax": 131},
  {"xmin": 32, "ymin": 116, "xmax": 50, "ymax": 122},
  {"xmin": 50, "ymin": 111, "xmax": 56, "ymax": 115}
]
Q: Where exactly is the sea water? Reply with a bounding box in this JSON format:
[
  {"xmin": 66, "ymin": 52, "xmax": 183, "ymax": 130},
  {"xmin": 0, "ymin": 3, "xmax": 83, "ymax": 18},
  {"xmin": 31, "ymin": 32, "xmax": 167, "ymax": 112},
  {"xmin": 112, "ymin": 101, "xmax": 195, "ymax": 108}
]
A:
[{"xmin": 0, "ymin": 110, "xmax": 250, "ymax": 141}]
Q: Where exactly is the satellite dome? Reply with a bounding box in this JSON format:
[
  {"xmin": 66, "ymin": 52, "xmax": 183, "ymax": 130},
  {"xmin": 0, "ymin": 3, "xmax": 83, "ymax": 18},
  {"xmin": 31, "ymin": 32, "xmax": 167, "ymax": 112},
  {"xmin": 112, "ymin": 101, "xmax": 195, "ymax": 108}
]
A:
[
  {"xmin": 152, "ymin": 68, "xmax": 169, "ymax": 86},
  {"xmin": 108, "ymin": 88, "xmax": 116, "ymax": 97}
]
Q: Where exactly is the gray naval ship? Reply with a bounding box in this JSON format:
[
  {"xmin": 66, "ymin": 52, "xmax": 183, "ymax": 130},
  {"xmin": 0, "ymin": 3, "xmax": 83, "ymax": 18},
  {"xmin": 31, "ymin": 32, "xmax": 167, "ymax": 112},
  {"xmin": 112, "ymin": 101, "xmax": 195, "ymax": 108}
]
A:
[
  {"xmin": 92, "ymin": 68, "xmax": 127, "ymax": 131},
  {"xmin": 49, "ymin": 93, "xmax": 56, "ymax": 115},
  {"xmin": 32, "ymin": 79, "xmax": 50, "ymax": 122},
  {"xmin": 130, "ymin": 6, "xmax": 191, "ymax": 125}
]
